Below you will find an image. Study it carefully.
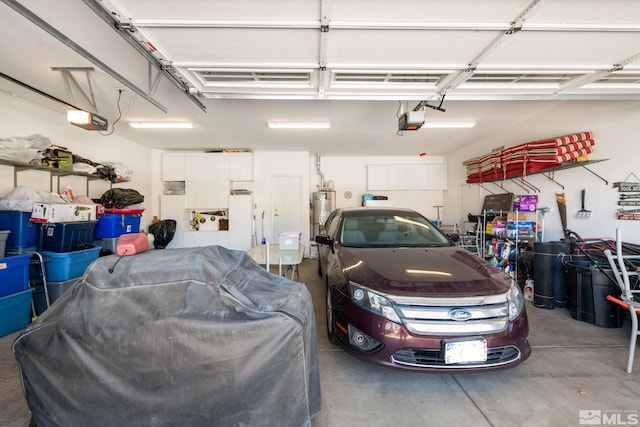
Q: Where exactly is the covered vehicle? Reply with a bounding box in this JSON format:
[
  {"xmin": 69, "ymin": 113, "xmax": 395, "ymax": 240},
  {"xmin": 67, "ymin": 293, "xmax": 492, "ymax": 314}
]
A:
[
  {"xmin": 315, "ymin": 207, "xmax": 530, "ymax": 372},
  {"xmin": 13, "ymin": 245, "xmax": 321, "ymax": 427}
]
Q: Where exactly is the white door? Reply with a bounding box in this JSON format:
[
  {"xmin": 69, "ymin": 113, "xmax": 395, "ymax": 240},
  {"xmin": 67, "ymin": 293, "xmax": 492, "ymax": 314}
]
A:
[{"xmin": 272, "ymin": 176, "xmax": 302, "ymax": 243}]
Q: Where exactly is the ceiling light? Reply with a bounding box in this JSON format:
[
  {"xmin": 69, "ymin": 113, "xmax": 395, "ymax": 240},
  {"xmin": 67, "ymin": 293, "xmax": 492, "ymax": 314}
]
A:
[
  {"xmin": 422, "ymin": 121, "xmax": 476, "ymax": 129},
  {"xmin": 67, "ymin": 110, "xmax": 108, "ymax": 131},
  {"xmin": 128, "ymin": 121, "xmax": 194, "ymax": 129},
  {"xmin": 267, "ymin": 121, "xmax": 331, "ymax": 129}
]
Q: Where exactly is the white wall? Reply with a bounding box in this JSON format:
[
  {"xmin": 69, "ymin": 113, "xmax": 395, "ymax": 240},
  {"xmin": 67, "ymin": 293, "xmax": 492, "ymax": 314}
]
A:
[
  {"xmin": 0, "ymin": 91, "xmax": 153, "ymax": 230},
  {"xmin": 5, "ymin": 90, "xmax": 640, "ymax": 247},
  {"xmin": 445, "ymin": 100, "xmax": 640, "ymax": 244},
  {"xmin": 309, "ymin": 154, "xmax": 447, "ymax": 220}
]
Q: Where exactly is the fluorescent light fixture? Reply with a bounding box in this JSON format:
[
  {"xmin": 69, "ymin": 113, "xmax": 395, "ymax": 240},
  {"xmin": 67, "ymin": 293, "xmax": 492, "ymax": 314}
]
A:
[
  {"xmin": 267, "ymin": 121, "xmax": 331, "ymax": 129},
  {"xmin": 128, "ymin": 121, "xmax": 194, "ymax": 129},
  {"xmin": 422, "ymin": 121, "xmax": 476, "ymax": 129},
  {"xmin": 67, "ymin": 110, "xmax": 108, "ymax": 131}
]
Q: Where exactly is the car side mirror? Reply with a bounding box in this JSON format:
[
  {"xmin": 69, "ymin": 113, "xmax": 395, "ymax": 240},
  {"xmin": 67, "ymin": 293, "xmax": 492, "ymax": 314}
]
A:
[
  {"xmin": 315, "ymin": 234, "xmax": 336, "ymax": 253},
  {"xmin": 315, "ymin": 234, "xmax": 333, "ymax": 246}
]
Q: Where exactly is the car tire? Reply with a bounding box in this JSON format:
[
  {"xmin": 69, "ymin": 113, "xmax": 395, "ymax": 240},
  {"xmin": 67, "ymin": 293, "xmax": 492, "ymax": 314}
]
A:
[{"xmin": 326, "ymin": 286, "xmax": 338, "ymax": 344}]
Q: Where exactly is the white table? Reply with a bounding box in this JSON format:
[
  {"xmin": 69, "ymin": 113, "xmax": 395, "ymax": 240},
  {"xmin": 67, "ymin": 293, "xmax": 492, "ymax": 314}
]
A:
[{"xmin": 247, "ymin": 244, "xmax": 305, "ymax": 280}]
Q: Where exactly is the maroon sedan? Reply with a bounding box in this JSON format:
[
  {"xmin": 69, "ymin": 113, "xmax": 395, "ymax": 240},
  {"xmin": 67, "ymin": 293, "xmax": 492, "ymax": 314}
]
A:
[{"xmin": 315, "ymin": 207, "xmax": 531, "ymax": 372}]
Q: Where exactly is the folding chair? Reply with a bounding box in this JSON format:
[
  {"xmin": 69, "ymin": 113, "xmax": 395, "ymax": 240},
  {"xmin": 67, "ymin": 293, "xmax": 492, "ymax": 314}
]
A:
[{"xmin": 604, "ymin": 228, "xmax": 640, "ymax": 373}]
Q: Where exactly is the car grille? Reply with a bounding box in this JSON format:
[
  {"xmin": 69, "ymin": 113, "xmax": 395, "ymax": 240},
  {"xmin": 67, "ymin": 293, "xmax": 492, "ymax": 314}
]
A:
[
  {"xmin": 390, "ymin": 293, "xmax": 509, "ymax": 335},
  {"xmin": 392, "ymin": 345, "xmax": 521, "ymax": 369}
]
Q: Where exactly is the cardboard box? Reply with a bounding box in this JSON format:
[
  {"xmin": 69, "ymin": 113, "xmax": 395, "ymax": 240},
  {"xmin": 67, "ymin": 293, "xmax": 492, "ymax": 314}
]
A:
[
  {"xmin": 32, "ymin": 203, "xmax": 98, "ymax": 223},
  {"xmin": 512, "ymin": 195, "xmax": 538, "ymax": 212},
  {"xmin": 279, "ymin": 232, "xmax": 301, "ymax": 250}
]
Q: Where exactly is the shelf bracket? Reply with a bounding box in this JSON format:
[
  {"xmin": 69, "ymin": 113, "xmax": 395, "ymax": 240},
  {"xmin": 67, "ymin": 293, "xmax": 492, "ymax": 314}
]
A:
[
  {"xmin": 509, "ymin": 179, "xmax": 529, "ymax": 193},
  {"xmin": 541, "ymin": 172, "xmax": 565, "ymax": 189},
  {"xmin": 519, "ymin": 177, "xmax": 540, "ymax": 193},
  {"xmin": 581, "ymin": 164, "xmax": 609, "ymax": 185},
  {"xmin": 479, "ymin": 183, "xmax": 496, "ymax": 194}
]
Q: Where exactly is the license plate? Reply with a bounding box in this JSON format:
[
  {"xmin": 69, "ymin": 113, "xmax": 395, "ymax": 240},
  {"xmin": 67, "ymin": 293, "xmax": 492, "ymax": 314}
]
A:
[{"xmin": 444, "ymin": 339, "xmax": 487, "ymax": 364}]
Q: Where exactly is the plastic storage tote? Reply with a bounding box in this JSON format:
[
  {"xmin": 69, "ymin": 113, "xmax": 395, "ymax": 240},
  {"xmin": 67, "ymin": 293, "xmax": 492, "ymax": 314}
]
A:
[
  {"xmin": 94, "ymin": 213, "xmax": 141, "ymax": 238},
  {"xmin": 0, "ymin": 230, "xmax": 9, "ymax": 257},
  {"xmin": 0, "ymin": 253, "xmax": 31, "ymax": 297},
  {"xmin": 0, "ymin": 288, "xmax": 34, "ymax": 337},
  {"xmin": 0, "ymin": 211, "xmax": 39, "ymax": 252},
  {"xmin": 38, "ymin": 221, "xmax": 96, "ymax": 252},
  {"xmin": 565, "ymin": 260, "xmax": 623, "ymax": 328},
  {"xmin": 40, "ymin": 246, "xmax": 100, "ymax": 282},
  {"xmin": 32, "ymin": 278, "xmax": 79, "ymax": 315}
]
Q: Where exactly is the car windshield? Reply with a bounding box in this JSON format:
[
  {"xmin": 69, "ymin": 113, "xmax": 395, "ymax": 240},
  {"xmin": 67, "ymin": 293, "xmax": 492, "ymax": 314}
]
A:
[{"xmin": 339, "ymin": 213, "xmax": 451, "ymax": 247}]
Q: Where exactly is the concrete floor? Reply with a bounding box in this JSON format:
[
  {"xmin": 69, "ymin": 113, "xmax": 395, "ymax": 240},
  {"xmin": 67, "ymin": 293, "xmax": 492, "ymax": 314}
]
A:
[{"xmin": 1, "ymin": 258, "xmax": 639, "ymax": 427}]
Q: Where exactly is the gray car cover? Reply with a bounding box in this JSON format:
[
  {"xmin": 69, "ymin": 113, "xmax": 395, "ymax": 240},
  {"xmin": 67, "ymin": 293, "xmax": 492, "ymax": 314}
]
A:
[{"xmin": 13, "ymin": 245, "xmax": 321, "ymax": 427}]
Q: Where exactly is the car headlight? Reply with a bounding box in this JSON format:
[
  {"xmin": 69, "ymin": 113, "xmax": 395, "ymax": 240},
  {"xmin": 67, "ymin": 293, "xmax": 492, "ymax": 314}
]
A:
[
  {"xmin": 507, "ymin": 280, "xmax": 525, "ymax": 321},
  {"xmin": 350, "ymin": 283, "xmax": 402, "ymax": 324}
]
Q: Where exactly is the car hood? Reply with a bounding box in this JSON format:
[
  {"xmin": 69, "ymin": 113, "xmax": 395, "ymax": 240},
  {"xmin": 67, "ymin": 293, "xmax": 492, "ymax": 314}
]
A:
[{"xmin": 340, "ymin": 246, "xmax": 510, "ymax": 297}]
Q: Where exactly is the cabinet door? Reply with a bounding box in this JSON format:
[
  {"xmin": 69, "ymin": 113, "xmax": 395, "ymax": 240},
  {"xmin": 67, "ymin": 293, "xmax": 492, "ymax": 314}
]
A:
[
  {"xmin": 207, "ymin": 181, "xmax": 230, "ymax": 208},
  {"xmin": 229, "ymin": 152, "xmax": 254, "ymax": 181},
  {"xmin": 228, "ymin": 194, "xmax": 253, "ymax": 250},
  {"xmin": 209, "ymin": 153, "xmax": 230, "ymax": 181},
  {"xmin": 185, "ymin": 180, "xmax": 229, "ymax": 208},
  {"xmin": 160, "ymin": 195, "xmax": 186, "ymax": 248},
  {"xmin": 426, "ymin": 164, "xmax": 448, "ymax": 190},
  {"xmin": 161, "ymin": 153, "xmax": 185, "ymax": 181},
  {"xmin": 366, "ymin": 165, "xmax": 388, "ymax": 191}
]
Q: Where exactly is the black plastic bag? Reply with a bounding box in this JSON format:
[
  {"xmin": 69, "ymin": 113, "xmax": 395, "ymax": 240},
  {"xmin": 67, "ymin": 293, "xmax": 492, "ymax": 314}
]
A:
[
  {"xmin": 149, "ymin": 220, "xmax": 177, "ymax": 249},
  {"xmin": 99, "ymin": 188, "xmax": 144, "ymax": 209}
]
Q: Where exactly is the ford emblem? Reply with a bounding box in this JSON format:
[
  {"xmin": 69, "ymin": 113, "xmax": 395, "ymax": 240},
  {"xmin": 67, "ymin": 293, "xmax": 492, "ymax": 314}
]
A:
[{"xmin": 448, "ymin": 309, "xmax": 472, "ymax": 321}]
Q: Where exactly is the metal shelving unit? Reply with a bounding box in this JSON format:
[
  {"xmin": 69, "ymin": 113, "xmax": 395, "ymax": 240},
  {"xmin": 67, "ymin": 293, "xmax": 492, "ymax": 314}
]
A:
[{"xmin": 0, "ymin": 158, "xmax": 103, "ymax": 194}]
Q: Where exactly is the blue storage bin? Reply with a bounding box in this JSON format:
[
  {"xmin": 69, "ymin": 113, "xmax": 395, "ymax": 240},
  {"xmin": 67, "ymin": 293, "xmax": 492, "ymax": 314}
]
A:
[
  {"xmin": 94, "ymin": 213, "xmax": 141, "ymax": 238},
  {"xmin": 0, "ymin": 253, "xmax": 31, "ymax": 297},
  {"xmin": 0, "ymin": 211, "xmax": 38, "ymax": 252},
  {"xmin": 38, "ymin": 221, "xmax": 96, "ymax": 253},
  {"xmin": 40, "ymin": 246, "xmax": 100, "ymax": 282},
  {"xmin": 0, "ymin": 288, "xmax": 34, "ymax": 337},
  {"xmin": 32, "ymin": 278, "xmax": 80, "ymax": 315}
]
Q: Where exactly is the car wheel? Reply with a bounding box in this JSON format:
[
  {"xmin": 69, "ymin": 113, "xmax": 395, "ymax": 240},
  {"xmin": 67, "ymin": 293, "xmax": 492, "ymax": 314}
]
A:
[{"xmin": 326, "ymin": 286, "xmax": 338, "ymax": 344}]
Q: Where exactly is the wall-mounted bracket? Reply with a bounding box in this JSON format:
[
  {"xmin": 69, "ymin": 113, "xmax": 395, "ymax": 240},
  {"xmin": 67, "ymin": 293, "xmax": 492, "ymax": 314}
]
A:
[
  {"xmin": 580, "ymin": 164, "xmax": 608, "ymax": 185},
  {"xmin": 541, "ymin": 172, "xmax": 565, "ymax": 189}
]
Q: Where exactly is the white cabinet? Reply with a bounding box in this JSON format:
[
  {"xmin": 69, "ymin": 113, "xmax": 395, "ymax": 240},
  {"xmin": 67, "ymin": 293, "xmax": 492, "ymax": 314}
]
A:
[
  {"xmin": 185, "ymin": 181, "xmax": 229, "ymax": 209},
  {"xmin": 183, "ymin": 230, "xmax": 219, "ymax": 247},
  {"xmin": 426, "ymin": 164, "xmax": 448, "ymax": 190},
  {"xmin": 161, "ymin": 152, "xmax": 185, "ymax": 181},
  {"xmin": 366, "ymin": 164, "xmax": 448, "ymax": 190},
  {"xmin": 228, "ymin": 194, "xmax": 253, "ymax": 250},
  {"xmin": 160, "ymin": 195, "xmax": 186, "ymax": 248},
  {"xmin": 184, "ymin": 152, "xmax": 229, "ymax": 181},
  {"xmin": 229, "ymin": 152, "xmax": 254, "ymax": 181}
]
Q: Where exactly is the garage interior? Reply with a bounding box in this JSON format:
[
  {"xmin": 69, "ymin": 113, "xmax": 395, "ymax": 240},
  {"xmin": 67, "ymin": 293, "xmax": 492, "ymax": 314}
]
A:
[{"xmin": 1, "ymin": 0, "xmax": 640, "ymax": 426}]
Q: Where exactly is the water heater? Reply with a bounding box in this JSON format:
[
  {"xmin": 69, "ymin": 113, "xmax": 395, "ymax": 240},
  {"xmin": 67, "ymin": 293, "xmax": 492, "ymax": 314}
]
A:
[{"xmin": 312, "ymin": 191, "xmax": 336, "ymax": 237}]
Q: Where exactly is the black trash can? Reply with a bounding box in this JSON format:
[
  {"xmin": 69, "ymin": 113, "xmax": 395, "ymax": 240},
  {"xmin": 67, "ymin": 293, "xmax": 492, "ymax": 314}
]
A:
[
  {"xmin": 533, "ymin": 241, "xmax": 569, "ymax": 309},
  {"xmin": 564, "ymin": 260, "xmax": 624, "ymax": 328}
]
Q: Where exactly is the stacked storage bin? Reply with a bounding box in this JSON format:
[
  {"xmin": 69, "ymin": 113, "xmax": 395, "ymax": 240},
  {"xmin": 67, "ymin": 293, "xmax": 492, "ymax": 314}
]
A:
[
  {"xmin": 0, "ymin": 252, "xmax": 33, "ymax": 336},
  {"xmin": 33, "ymin": 221, "xmax": 100, "ymax": 315},
  {"xmin": 93, "ymin": 209, "xmax": 143, "ymax": 254},
  {"xmin": 0, "ymin": 210, "xmax": 39, "ymax": 253},
  {"xmin": 0, "ymin": 212, "xmax": 38, "ymax": 335}
]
